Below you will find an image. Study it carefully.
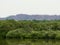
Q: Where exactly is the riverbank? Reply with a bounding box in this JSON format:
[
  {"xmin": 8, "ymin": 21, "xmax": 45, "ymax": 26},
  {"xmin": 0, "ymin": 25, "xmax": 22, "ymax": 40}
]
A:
[{"xmin": 1, "ymin": 39, "xmax": 60, "ymax": 45}]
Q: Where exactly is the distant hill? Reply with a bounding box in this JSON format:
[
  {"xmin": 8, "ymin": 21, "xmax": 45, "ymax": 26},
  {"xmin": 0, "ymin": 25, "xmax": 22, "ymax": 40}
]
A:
[{"xmin": 0, "ymin": 14, "xmax": 60, "ymax": 20}]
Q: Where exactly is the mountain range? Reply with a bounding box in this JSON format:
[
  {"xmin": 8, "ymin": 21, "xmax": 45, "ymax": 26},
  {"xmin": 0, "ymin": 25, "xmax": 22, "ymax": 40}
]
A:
[{"xmin": 0, "ymin": 14, "xmax": 60, "ymax": 20}]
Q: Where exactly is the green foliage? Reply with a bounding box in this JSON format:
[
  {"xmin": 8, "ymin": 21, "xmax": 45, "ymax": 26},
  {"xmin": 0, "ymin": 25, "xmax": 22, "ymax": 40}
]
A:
[
  {"xmin": 0, "ymin": 20, "xmax": 60, "ymax": 39},
  {"xmin": 6, "ymin": 28, "xmax": 32, "ymax": 39}
]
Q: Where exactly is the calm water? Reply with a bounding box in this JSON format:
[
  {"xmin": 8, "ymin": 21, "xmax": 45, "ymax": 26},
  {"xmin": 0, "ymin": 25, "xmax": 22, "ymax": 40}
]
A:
[{"xmin": 0, "ymin": 39, "xmax": 60, "ymax": 45}]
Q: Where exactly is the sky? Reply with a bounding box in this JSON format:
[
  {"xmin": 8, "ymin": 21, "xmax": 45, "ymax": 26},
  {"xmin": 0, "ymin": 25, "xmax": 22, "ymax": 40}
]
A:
[{"xmin": 0, "ymin": 0, "xmax": 60, "ymax": 17}]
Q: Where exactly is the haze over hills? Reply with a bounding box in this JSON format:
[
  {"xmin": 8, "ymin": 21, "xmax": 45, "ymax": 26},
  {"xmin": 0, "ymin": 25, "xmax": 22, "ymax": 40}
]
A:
[{"xmin": 0, "ymin": 14, "xmax": 60, "ymax": 20}]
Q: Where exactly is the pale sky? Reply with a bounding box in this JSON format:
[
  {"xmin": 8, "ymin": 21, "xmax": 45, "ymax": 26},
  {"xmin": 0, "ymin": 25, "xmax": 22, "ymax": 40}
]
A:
[{"xmin": 0, "ymin": 0, "xmax": 60, "ymax": 17}]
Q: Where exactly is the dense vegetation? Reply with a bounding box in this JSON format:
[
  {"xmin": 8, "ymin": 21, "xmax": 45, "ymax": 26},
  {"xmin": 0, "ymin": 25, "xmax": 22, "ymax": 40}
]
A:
[{"xmin": 0, "ymin": 20, "xmax": 60, "ymax": 39}]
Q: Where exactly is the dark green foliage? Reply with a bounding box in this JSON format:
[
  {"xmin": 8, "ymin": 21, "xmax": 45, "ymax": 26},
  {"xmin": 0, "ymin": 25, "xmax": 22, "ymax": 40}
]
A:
[{"xmin": 0, "ymin": 20, "xmax": 60, "ymax": 39}]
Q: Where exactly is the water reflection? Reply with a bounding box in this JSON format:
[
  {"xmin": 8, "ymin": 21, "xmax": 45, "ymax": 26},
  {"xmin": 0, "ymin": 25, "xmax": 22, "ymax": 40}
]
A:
[
  {"xmin": 0, "ymin": 39, "xmax": 60, "ymax": 45},
  {"xmin": 0, "ymin": 39, "xmax": 7, "ymax": 45}
]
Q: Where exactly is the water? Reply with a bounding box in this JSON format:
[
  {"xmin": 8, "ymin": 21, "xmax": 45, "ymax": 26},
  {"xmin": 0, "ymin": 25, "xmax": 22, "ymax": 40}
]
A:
[{"xmin": 0, "ymin": 39, "xmax": 60, "ymax": 45}]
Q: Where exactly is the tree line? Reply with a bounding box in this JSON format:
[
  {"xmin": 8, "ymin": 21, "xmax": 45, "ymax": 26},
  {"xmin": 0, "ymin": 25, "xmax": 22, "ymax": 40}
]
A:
[{"xmin": 0, "ymin": 20, "xmax": 60, "ymax": 39}]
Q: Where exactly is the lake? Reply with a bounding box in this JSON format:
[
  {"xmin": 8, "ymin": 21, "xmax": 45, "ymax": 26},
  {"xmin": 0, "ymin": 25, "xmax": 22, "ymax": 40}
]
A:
[{"xmin": 0, "ymin": 39, "xmax": 60, "ymax": 45}]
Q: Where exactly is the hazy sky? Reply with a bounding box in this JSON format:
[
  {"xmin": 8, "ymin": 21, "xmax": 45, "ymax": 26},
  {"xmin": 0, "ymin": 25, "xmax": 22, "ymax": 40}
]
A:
[{"xmin": 0, "ymin": 0, "xmax": 60, "ymax": 17}]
